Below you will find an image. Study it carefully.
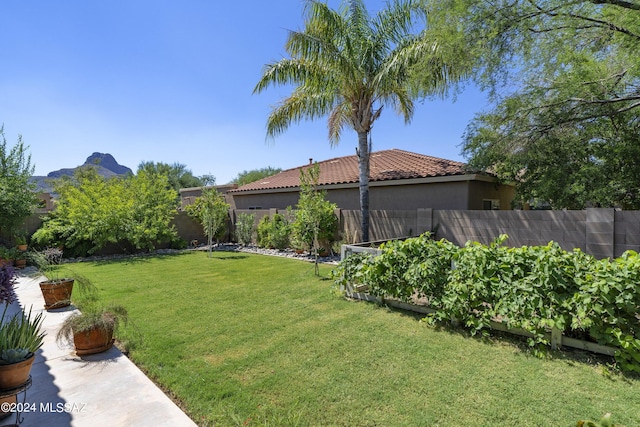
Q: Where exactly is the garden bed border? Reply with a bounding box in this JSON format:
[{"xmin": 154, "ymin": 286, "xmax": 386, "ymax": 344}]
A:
[{"xmin": 340, "ymin": 244, "xmax": 617, "ymax": 358}]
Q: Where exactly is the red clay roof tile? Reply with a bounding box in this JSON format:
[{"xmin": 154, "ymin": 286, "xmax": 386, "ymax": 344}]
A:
[{"xmin": 230, "ymin": 149, "xmax": 469, "ymax": 193}]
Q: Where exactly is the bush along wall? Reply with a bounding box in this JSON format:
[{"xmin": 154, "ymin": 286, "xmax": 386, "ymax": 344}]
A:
[{"xmin": 333, "ymin": 233, "xmax": 640, "ymax": 372}]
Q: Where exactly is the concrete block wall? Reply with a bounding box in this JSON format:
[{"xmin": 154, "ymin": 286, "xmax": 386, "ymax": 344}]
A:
[
  {"xmin": 337, "ymin": 208, "xmax": 631, "ymax": 259},
  {"xmin": 434, "ymin": 209, "xmax": 587, "ymax": 252},
  {"xmin": 26, "ymin": 207, "xmax": 640, "ymax": 259},
  {"xmin": 614, "ymin": 211, "xmax": 640, "ymax": 256}
]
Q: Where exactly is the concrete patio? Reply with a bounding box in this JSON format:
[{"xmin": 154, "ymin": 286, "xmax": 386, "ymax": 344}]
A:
[{"xmin": 2, "ymin": 270, "xmax": 197, "ymax": 427}]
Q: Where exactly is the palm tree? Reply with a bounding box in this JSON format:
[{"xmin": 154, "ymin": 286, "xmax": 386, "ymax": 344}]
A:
[{"xmin": 254, "ymin": 0, "xmax": 462, "ymax": 242}]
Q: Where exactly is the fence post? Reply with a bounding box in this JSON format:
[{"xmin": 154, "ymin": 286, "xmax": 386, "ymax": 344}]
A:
[
  {"xmin": 551, "ymin": 327, "xmax": 562, "ymax": 351},
  {"xmin": 586, "ymin": 208, "xmax": 615, "ymax": 259},
  {"xmin": 417, "ymin": 208, "xmax": 433, "ymax": 236}
]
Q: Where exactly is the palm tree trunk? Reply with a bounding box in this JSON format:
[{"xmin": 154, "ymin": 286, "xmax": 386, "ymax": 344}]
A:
[{"xmin": 357, "ymin": 131, "xmax": 370, "ymax": 242}]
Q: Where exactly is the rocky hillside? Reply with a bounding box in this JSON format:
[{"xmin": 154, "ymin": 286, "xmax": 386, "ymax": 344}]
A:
[{"xmin": 32, "ymin": 153, "xmax": 133, "ymax": 192}]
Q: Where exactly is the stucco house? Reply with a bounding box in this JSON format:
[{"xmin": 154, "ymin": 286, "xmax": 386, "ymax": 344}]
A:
[{"xmin": 226, "ymin": 149, "xmax": 514, "ymax": 211}]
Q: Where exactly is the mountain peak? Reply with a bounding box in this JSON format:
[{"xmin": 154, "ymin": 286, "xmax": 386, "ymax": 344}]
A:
[
  {"xmin": 84, "ymin": 152, "xmax": 132, "ymax": 175},
  {"xmin": 45, "ymin": 153, "xmax": 133, "ymax": 179},
  {"xmin": 32, "ymin": 153, "xmax": 134, "ymax": 192}
]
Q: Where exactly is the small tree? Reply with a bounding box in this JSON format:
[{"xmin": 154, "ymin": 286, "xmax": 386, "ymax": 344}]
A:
[
  {"xmin": 291, "ymin": 163, "xmax": 338, "ymax": 275},
  {"xmin": 0, "ymin": 127, "xmax": 39, "ymax": 240},
  {"xmin": 186, "ymin": 187, "xmax": 230, "ymax": 257},
  {"xmin": 235, "ymin": 213, "xmax": 255, "ymax": 246}
]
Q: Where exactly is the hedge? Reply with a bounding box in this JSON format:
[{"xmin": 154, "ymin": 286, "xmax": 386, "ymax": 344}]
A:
[{"xmin": 333, "ymin": 234, "xmax": 640, "ymax": 372}]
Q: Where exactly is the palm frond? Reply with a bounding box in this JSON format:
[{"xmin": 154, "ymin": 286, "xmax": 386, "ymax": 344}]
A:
[
  {"xmin": 328, "ymin": 102, "xmax": 351, "ymax": 145},
  {"xmin": 265, "ymin": 88, "xmax": 337, "ymax": 138},
  {"xmin": 254, "ymin": 59, "xmax": 329, "ymax": 94}
]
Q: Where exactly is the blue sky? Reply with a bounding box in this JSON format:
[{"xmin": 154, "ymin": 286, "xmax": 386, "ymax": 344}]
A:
[{"xmin": 1, "ymin": 1, "xmax": 488, "ymax": 184}]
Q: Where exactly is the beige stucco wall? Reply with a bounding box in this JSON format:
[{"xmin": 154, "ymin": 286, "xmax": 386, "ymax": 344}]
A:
[{"xmin": 230, "ymin": 178, "xmax": 515, "ymax": 211}]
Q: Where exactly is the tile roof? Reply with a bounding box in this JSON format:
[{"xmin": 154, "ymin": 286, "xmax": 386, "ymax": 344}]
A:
[{"xmin": 230, "ymin": 149, "xmax": 471, "ymax": 193}]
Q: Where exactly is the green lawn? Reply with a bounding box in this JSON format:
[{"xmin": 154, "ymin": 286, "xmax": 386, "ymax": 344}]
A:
[{"xmin": 63, "ymin": 251, "xmax": 639, "ymax": 426}]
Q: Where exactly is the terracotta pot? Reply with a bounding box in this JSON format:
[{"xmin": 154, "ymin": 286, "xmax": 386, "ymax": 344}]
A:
[
  {"xmin": 16, "ymin": 244, "xmax": 27, "ymax": 252},
  {"xmin": 39, "ymin": 279, "xmax": 74, "ymax": 310},
  {"xmin": 73, "ymin": 326, "xmax": 114, "ymax": 356},
  {"xmin": 14, "ymin": 259, "xmax": 26, "ymax": 269},
  {"xmin": 0, "ymin": 353, "xmax": 34, "ymax": 390},
  {"xmin": 0, "ymin": 394, "xmax": 16, "ymax": 420}
]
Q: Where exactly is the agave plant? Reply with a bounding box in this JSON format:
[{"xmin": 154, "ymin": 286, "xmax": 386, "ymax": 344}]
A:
[{"xmin": 0, "ymin": 307, "xmax": 45, "ymax": 364}]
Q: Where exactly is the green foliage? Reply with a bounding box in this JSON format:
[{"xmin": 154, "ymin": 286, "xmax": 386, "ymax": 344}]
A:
[
  {"xmin": 331, "ymin": 251, "xmax": 375, "ymax": 291},
  {"xmin": 335, "ymin": 234, "xmax": 640, "ymax": 372},
  {"xmin": 0, "ymin": 126, "xmax": 39, "ymax": 238},
  {"xmin": 230, "ymin": 167, "xmax": 281, "ymax": 186},
  {"xmin": 572, "ymin": 251, "xmax": 640, "ymax": 373},
  {"xmin": 442, "ymin": 0, "xmax": 640, "ymax": 208},
  {"xmin": 290, "ymin": 164, "xmax": 338, "ymax": 253},
  {"xmin": 0, "ymin": 306, "xmax": 45, "ymax": 364},
  {"xmin": 32, "ymin": 168, "xmax": 179, "ymax": 256},
  {"xmin": 256, "ymin": 213, "xmax": 290, "ymax": 250},
  {"xmin": 185, "ymin": 188, "xmax": 230, "ymax": 255},
  {"xmin": 370, "ymin": 234, "xmax": 458, "ymax": 305},
  {"xmin": 137, "ymin": 161, "xmax": 203, "ymax": 193},
  {"xmin": 235, "ymin": 213, "xmax": 256, "ymax": 245},
  {"xmin": 1, "ymin": 348, "xmax": 29, "ymax": 364},
  {"xmin": 56, "ymin": 304, "xmax": 128, "ymax": 348}
]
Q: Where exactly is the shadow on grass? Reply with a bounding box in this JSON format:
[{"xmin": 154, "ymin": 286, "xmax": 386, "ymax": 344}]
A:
[
  {"xmin": 216, "ymin": 255, "xmax": 249, "ymax": 260},
  {"xmin": 355, "ymin": 297, "xmax": 640, "ymax": 381},
  {"xmin": 76, "ymin": 250, "xmax": 194, "ymax": 266}
]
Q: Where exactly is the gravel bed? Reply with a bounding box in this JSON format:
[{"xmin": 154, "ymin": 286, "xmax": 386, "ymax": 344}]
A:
[
  {"xmin": 55, "ymin": 244, "xmax": 340, "ymax": 265},
  {"xmin": 194, "ymin": 243, "xmax": 341, "ymax": 265}
]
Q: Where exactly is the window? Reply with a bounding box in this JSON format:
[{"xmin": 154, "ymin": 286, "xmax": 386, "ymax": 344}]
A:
[{"xmin": 483, "ymin": 199, "xmax": 500, "ymax": 210}]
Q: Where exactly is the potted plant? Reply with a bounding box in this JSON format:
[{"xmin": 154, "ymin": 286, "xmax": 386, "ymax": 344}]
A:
[
  {"xmin": 0, "ymin": 265, "xmax": 45, "ymax": 390},
  {"xmin": 14, "ymin": 235, "xmax": 27, "ymax": 252},
  {"xmin": 0, "ymin": 248, "xmax": 10, "ymax": 267},
  {"xmin": 31, "ymin": 248, "xmax": 75, "ymax": 310},
  {"xmin": 57, "ymin": 304, "xmax": 128, "ymax": 356},
  {"xmin": 12, "ymin": 251, "xmax": 26, "ymax": 269}
]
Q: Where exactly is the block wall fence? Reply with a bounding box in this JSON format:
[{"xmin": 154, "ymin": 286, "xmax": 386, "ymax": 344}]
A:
[
  {"xmin": 23, "ymin": 208, "xmax": 638, "ymax": 259},
  {"xmin": 228, "ymin": 207, "xmax": 637, "ymax": 259}
]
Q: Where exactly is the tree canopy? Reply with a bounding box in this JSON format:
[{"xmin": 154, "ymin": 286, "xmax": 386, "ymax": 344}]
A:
[
  {"xmin": 230, "ymin": 167, "xmax": 281, "ymax": 187},
  {"xmin": 443, "ymin": 0, "xmax": 640, "ymax": 208},
  {"xmin": 137, "ymin": 161, "xmax": 204, "ymax": 193},
  {"xmin": 255, "ymin": 0, "xmax": 467, "ymax": 241}
]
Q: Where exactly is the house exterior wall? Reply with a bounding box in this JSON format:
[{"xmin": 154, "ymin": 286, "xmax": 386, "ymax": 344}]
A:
[
  {"xmin": 466, "ymin": 181, "xmax": 515, "ymax": 210},
  {"xmin": 179, "ymin": 184, "xmax": 238, "ymax": 210},
  {"xmin": 231, "ymin": 190, "xmax": 299, "ymax": 210},
  {"xmin": 229, "ymin": 179, "xmax": 514, "ymax": 211}
]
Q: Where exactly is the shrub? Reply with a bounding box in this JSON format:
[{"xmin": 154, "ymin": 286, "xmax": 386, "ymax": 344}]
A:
[
  {"xmin": 0, "ymin": 127, "xmax": 39, "ymax": 239},
  {"xmin": 32, "ymin": 168, "xmax": 179, "ymax": 256},
  {"xmin": 367, "ymin": 234, "xmax": 457, "ymax": 304},
  {"xmin": 235, "ymin": 213, "xmax": 256, "ymax": 245},
  {"xmin": 257, "ymin": 213, "xmax": 290, "ymax": 250}
]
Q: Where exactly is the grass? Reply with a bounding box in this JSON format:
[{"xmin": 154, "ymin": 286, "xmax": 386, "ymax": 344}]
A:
[{"xmin": 63, "ymin": 251, "xmax": 640, "ymax": 426}]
